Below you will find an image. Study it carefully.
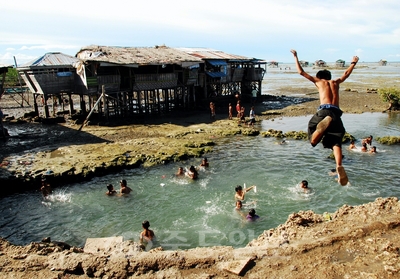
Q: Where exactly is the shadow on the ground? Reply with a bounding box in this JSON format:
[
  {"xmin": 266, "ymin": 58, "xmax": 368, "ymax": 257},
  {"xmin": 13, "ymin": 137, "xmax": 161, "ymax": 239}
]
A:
[
  {"xmin": 84, "ymin": 94, "xmax": 317, "ymax": 127},
  {"xmin": 0, "ymin": 122, "xmax": 110, "ymax": 161}
]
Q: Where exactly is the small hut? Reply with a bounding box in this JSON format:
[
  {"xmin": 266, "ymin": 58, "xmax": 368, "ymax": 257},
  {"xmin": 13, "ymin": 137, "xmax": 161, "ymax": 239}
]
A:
[
  {"xmin": 299, "ymin": 60, "xmax": 309, "ymax": 67},
  {"xmin": 379, "ymin": 59, "xmax": 387, "ymax": 66},
  {"xmin": 315, "ymin": 60, "xmax": 326, "ymax": 67},
  {"xmin": 336, "ymin": 59, "xmax": 345, "ymax": 67},
  {"xmin": 268, "ymin": 61, "xmax": 279, "ymax": 68},
  {"xmin": 17, "ymin": 52, "xmax": 80, "ymax": 118}
]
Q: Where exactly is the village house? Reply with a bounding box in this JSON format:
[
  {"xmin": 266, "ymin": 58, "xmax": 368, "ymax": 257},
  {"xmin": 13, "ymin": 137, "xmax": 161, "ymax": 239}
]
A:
[{"xmin": 17, "ymin": 45, "xmax": 266, "ymax": 119}]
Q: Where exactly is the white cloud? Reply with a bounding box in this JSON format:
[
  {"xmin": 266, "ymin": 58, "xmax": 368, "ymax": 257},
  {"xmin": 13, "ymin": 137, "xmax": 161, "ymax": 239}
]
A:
[{"xmin": 1, "ymin": 0, "xmax": 399, "ymax": 63}]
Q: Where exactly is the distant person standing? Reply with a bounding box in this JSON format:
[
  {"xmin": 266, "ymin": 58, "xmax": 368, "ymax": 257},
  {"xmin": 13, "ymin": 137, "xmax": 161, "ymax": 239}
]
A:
[
  {"xmin": 209, "ymin": 102, "xmax": 216, "ymax": 120},
  {"xmin": 240, "ymin": 106, "xmax": 246, "ymax": 123},
  {"xmin": 248, "ymin": 106, "xmax": 256, "ymax": 127},
  {"xmin": 228, "ymin": 103, "xmax": 233, "ymax": 120},
  {"xmin": 291, "ymin": 49, "xmax": 359, "ymax": 186},
  {"xmin": 236, "ymin": 100, "xmax": 241, "ymax": 121},
  {"xmin": 251, "ymin": 86, "xmax": 258, "ymax": 105}
]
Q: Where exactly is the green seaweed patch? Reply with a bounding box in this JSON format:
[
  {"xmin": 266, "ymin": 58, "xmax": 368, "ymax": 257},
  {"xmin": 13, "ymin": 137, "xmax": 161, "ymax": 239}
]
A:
[
  {"xmin": 261, "ymin": 129, "xmax": 307, "ymax": 140},
  {"xmin": 242, "ymin": 129, "xmax": 260, "ymax": 136},
  {"xmin": 261, "ymin": 129, "xmax": 354, "ymax": 143},
  {"xmin": 376, "ymin": 136, "xmax": 400, "ymax": 145},
  {"xmin": 284, "ymin": 130, "xmax": 308, "ymax": 140},
  {"xmin": 342, "ymin": 133, "xmax": 355, "ymax": 143},
  {"xmin": 261, "ymin": 129, "xmax": 285, "ymax": 138},
  {"xmin": 261, "ymin": 111, "xmax": 282, "ymax": 116}
]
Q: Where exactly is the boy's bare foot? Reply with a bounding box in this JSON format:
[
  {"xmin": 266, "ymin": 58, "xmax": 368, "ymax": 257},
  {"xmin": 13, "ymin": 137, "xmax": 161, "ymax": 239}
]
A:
[
  {"xmin": 336, "ymin": 165, "xmax": 349, "ymax": 186},
  {"xmin": 311, "ymin": 116, "xmax": 332, "ymax": 146}
]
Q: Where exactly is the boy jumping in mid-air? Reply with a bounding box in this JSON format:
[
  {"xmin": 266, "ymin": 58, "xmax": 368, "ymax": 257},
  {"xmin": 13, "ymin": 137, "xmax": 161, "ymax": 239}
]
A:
[{"xmin": 290, "ymin": 49, "xmax": 359, "ymax": 186}]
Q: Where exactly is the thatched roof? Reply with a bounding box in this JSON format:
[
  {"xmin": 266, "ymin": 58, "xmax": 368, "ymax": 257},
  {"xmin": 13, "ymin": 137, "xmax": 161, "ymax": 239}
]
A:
[{"xmin": 76, "ymin": 45, "xmax": 203, "ymax": 67}]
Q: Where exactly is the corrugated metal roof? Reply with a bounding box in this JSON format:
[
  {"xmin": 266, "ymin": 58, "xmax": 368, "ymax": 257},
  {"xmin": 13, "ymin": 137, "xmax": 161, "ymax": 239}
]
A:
[
  {"xmin": 206, "ymin": 72, "xmax": 226, "ymax": 78},
  {"xmin": 76, "ymin": 45, "xmax": 203, "ymax": 66},
  {"xmin": 207, "ymin": 60, "xmax": 228, "ymax": 66},
  {"xmin": 20, "ymin": 52, "xmax": 79, "ymax": 68},
  {"xmin": 178, "ymin": 47, "xmax": 251, "ymax": 60}
]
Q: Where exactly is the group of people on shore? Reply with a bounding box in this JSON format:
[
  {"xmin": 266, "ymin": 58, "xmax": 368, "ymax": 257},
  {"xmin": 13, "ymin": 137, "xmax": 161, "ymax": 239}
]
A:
[{"xmin": 231, "ymin": 100, "xmax": 256, "ymax": 127}]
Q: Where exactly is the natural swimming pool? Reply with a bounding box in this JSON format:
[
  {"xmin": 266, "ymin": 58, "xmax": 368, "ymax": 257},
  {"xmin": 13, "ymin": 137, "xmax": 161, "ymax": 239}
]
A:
[{"xmin": 1, "ymin": 112, "xmax": 399, "ymax": 250}]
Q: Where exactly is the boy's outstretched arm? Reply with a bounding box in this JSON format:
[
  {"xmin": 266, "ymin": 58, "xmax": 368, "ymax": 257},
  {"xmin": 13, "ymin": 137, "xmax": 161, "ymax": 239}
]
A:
[
  {"xmin": 290, "ymin": 49, "xmax": 317, "ymax": 83},
  {"xmin": 336, "ymin": 56, "xmax": 360, "ymax": 83}
]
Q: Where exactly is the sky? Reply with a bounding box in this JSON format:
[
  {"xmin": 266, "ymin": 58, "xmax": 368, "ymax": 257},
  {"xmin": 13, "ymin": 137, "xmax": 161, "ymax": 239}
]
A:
[{"xmin": 1, "ymin": 0, "xmax": 399, "ymax": 66}]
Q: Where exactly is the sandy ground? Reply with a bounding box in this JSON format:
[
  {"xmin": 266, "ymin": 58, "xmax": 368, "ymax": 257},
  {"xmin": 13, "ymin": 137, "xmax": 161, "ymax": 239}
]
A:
[{"xmin": 0, "ymin": 74, "xmax": 398, "ymax": 278}]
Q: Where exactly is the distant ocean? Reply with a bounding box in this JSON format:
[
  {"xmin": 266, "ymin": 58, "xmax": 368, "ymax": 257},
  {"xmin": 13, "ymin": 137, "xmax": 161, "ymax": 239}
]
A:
[{"xmin": 262, "ymin": 62, "xmax": 400, "ymax": 96}]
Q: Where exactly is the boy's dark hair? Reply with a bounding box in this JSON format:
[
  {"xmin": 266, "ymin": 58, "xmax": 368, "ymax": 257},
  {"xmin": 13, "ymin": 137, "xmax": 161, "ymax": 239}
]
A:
[
  {"xmin": 249, "ymin": 208, "xmax": 256, "ymax": 216},
  {"xmin": 142, "ymin": 220, "xmax": 150, "ymax": 229},
  {"xmin": 301, "ymin": 180, "xmax": 308, "ymax": 188},
  {"xmin": 316, "ymin": 69, "xmax": 332, "ymax": 80},
  {"xmin": 235, "ymin": 185, "xmax": 243, "ymax": 192},
  {"xmin": 107, "ymin": 184, "xmax": 113, "ymax": 191}
]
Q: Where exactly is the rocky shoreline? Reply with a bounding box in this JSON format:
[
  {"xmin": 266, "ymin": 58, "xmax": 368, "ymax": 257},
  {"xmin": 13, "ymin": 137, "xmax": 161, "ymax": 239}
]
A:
[{"xmin": 0, "ymin": 86, "xmax": 399, "ymax": 278}]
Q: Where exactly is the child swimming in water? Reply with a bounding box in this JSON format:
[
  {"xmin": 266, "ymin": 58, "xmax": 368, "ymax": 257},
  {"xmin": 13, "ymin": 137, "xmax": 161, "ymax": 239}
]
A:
[{"xmin": 235, "ymin": 185, "xmax": 255, "ymax": 201}]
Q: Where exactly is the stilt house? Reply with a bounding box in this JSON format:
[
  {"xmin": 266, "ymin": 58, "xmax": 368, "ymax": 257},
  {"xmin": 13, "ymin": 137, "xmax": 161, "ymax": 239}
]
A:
[
  {"xmin": 17, "ymin": 52, "xmax": 80, "ymax": 118},
  {"xmin": 335, "ymin": 59, "xmax": 345, "ymax": 67},
  {"xmin": 17, "ymin": 45, "xmax": 266, "ymax": 119},
  {"xmin": 379, "ymin": 59, "xmax": 387, "ymax": 66}
]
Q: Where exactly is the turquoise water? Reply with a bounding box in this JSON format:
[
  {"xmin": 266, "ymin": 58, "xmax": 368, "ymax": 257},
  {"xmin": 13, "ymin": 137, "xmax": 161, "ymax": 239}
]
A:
[{"xmin": 1, "ymin": 112, "xmax": 399, "ymax": 250}]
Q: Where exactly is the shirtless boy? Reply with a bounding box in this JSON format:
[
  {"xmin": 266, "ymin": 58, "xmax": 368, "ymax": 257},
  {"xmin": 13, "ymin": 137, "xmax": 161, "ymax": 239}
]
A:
[{"xmin": 291, "ymin": 49, "xmax": 359, "ymax": 186}]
